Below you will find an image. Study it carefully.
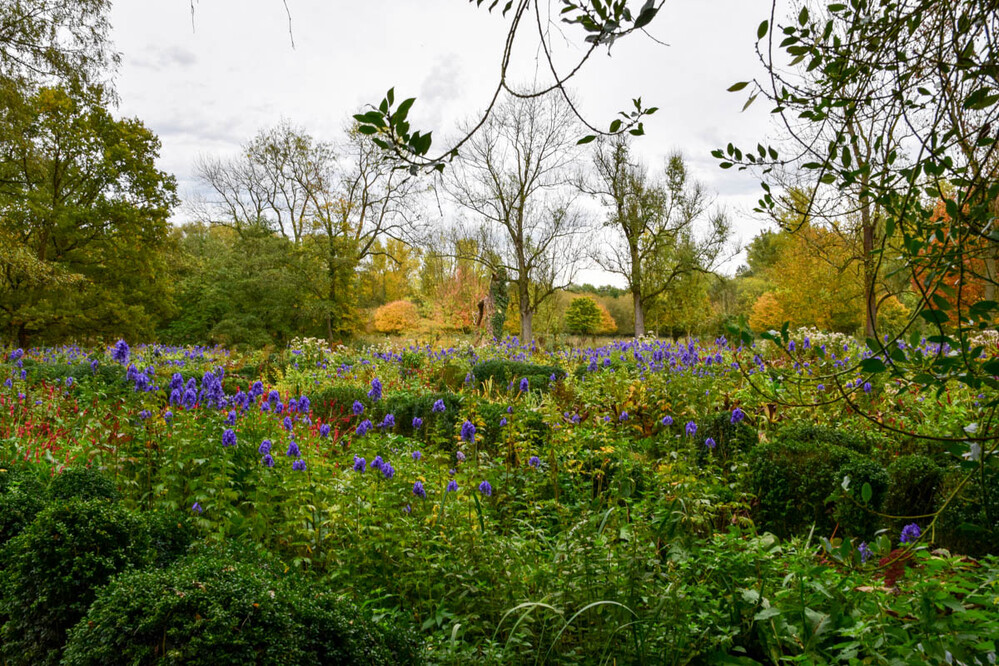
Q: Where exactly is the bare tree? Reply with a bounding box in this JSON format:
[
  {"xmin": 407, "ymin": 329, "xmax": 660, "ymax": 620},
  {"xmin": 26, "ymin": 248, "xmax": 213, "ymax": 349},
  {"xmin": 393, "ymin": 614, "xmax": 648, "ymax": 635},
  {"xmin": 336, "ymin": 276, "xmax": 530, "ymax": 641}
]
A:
[
  {"xmin": 193, "ymin": 120, "xmax": 333, "ymax": 242},
  {"xmin": 309, "ymin": 128, "xmax": 421, "ymax": 339},
  {"xmin": 193, "ymin": 121, "xmax": 421, "ymax": 340},
  {"xmin": 445, "ymin": 93, "xmax": 589, "ymax": 342},
  {"xmin": 585, "ymin": 136, "xmax": 730, "ymax": 337}
]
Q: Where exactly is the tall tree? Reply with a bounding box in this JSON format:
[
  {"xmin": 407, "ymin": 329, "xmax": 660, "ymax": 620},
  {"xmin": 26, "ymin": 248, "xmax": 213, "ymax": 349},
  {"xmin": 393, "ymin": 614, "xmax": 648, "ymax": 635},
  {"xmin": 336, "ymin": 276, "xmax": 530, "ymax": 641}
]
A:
[
  {"xmin": 0, "ymin": 85, "xmax": 176, "ymax": 344},
  {"xmin": 0, "ymin": 0, "xmax": 117, "ymax": 90},
  {"xmin": 194, "ymin": 123, "xmax": 419, "ymax": 341},
  {"xmin": 586, "ymin": 136, "xmax": 730, "ymax": 337},
  {"xmin": 445, "ymin": 93, "xmax": 588, "ymax": 342}
]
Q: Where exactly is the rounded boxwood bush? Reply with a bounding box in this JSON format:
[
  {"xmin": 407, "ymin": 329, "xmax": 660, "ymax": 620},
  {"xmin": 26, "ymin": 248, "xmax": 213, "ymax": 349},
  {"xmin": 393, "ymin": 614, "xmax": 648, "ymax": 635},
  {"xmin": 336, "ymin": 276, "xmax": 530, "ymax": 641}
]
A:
[
  {"xmin": 0, "ymin": 464, "xmax": 48, "ymax": 546},
  {"xmin": 748, "ymin": 439, "xmax": 855, "ymax": 538},
  {"xmin": 695, "ymin": 411, "xmax": 759, "ymax": 467},
  {"xmin": 832, "ymin": 457, "xmax": 890, "ymax": 539},
  {"xmin": 62, "ymin": 553, "xmax": 420, "ymax": 666},
  {"xmin": 311, "ymin": 386, "xmax": 370, "ymax": 421},
  {"xmin": 378, "ymin": 391, "xmax": 462, "ymax": 439},
  {"xmin": 0, "ymin": 499, "xmax": 150, "ymax": 666},
  {"xmin": 883, "ymin": 454, "xmax": 943, "ymax": 525},
  {"xmin": 935, "ymin": 462, "xmax": 999, "ymax": 558},
  {"xmin": 141, "ymin": 509, "xmax": 197, "ymax": 568},
  {"xmin": 773, "ymin": 422, "xmax": 879, "ymax": 456},
  {"xmin": 471, "ymin": 359, "xmax": 565, "ymax": 393},
  {"xmin": 49, "ymin": 466, "xmax": 121, "ymax": 502}
]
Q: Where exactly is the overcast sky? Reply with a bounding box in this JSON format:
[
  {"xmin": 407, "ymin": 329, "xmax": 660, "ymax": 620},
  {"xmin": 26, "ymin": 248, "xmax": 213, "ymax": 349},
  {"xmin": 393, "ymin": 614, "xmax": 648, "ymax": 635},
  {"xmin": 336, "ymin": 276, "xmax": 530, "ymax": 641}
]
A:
[{"xmin": 110, "ymin": 0, "xmax": 779, "ymax": 284}]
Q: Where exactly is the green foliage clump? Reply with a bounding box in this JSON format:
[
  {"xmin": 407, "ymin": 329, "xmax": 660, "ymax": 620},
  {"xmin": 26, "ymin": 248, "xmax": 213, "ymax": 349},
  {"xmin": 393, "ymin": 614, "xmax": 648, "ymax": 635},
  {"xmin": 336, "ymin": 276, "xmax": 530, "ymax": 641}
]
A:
[
  {"xmin": 749, "ymin": 428, "xmax": 892, "ymax": 539},
  {"xmin": 472, "ymin": 359, "xmax": 565, "ymax": 392},
  {"xmin": 748, "ymin": 439, "xmax": 856, "ymax": 538},
  {"xmin": 832, "ymin": 457, "xmax": 890, "ymax": 539},
  {"xmin": 935, "ymin": 462, "xmax": 999, "ymax": 558},
  {"xmin": 695, "ymin": 411, "xmax": 759, "ymax": 466},
  {"xmin": 0, "ymin": 500, "xmax": 150, "ymax": 666},
  {"xmin": 379, "ymin": 391, "xmax": 462, "ymax": 438},
  {"xmin": 310, "ymin": 385, "xmax": 371, "ymax": 420},
  {"xmin": 774, "ymin": 421, "xmax": 877, "ymax": 456},
  {"xmin": 0, "ymin": 465, "xmax": 48, "ymax": 546},
  {"xmin": 62, "ymin": 553, "xmax": 421, "ymax": 666},
  {"xmin": 140, "ymin": 510, "xmax": 197, "ymax": 568},
  {"xmin": 884, "ymin": 455, "xmax": 943, "ymax": 525},
  {"xmin": 49, "ymin": 466, "xmax": 121, "ymax": 502}
]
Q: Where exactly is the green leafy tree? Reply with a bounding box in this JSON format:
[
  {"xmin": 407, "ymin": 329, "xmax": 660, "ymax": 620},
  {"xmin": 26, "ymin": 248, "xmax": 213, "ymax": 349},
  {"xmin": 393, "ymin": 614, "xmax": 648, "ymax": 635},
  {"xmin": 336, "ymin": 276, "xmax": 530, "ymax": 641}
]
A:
[
  {"xmin": 563, "ymin": 295, "xmax": 602, "ymax": 335},
  {"xmin": 0, "ymin": 85, "xmax": 177, "ymax": 345},
  {"xmin": 585, "ymin": 137, "xmax": 730, "ymax": 337},
  {"xmin": 0, "ymin": 0, "xmax": 117, "ymax": 90},
  {"xmin": 161, "ymin": 223, "xmax": 314, "ymax": 348}
]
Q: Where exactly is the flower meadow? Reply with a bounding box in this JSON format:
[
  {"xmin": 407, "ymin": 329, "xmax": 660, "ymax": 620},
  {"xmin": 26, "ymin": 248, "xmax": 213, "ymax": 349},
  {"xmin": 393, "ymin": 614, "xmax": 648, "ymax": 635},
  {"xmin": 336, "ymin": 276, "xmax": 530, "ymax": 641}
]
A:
[{"xmin": 2, "ymin": 335, "xmax": 999, "ymax": 664}]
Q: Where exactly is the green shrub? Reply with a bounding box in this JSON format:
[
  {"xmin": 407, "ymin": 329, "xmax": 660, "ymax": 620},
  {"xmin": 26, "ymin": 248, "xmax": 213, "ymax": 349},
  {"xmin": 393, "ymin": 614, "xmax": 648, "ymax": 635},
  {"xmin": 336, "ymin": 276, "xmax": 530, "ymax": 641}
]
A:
[
  {"xmin": 884, "ymin": 455, "xmax": 943, "ymax": 526},
  {"xmin": 774, "ymin": 422, "xmax": 878, "ymax": 456},
  {"xmin": 223, "ymin": 364, "xmax": 261, "ymax": 393},
  {"xmin": 695, "ymin": 412, "xmax": 759, "ymax": 467},
  {"xmin": 141, "ymin": 510, "xmax": 196, "ymax": 568},
  {"xmin": 437, "ymin": 361, "xmax": 470, "ymax": 391},
  {"xmin": 399, "ymin": 349, "xmax": 424, "ymax": 372},
  {"xmin": 471, "ymin": 359, "xmax": 565, "ymax": 393},
  {"xmin": 62, "ymin": 553, "xmax": 420, "ymax": 666},
  {"xmin": 832, "ymin": 457, "xmax": 890, "ymax": 539},
  {"xmin": 935, "ymin": 462, "xmax": 999, "ymax": 558},
  {"xmin": 0, "ymin": 500, "xmax": 150, "ymax": 666},
  {"xmin": 0, "ymin": 465, "xmax": 48, "ymax": 546},
  {"xmin": 748, "ymin": 440, "xmax": 855, "ymax": 538},
  {"xmin": 27, "ymin": 361, "xmax": 82, "ymax": 383},
  {"xmin": 378, "ymin": 391, "xmax": 462, "ymax": 438},
  {"xmin": 49, "ymin": 466, "xmax": 121, "ymax": 502},
  {"xmin": 310, "ymin": 386, "xmax": 370, "ymax": 420}
]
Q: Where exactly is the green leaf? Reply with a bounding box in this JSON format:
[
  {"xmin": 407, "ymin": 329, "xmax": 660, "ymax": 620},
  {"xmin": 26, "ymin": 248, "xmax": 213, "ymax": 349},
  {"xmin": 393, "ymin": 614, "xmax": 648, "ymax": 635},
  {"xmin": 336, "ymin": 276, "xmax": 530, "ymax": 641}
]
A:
[
  {"xmin": 860, "ymin": 358, "xmax": 886, "ymax": 373},
  {"xmin": 754, "ymin": 607, "xmax": 781, "ymax": 622},
  {"xmin": 728, "ymin": 81, "xmax": 751, "ymax": 92},
  {"xmin": 757, "ymin": 20, "xmax": 769, "ymax": 39},
  {"xmin": 394, "ymin": 97, "xmax": 416, "ymax": 121},
  {"xmin": 577, "ymin": 135, "xmax": 597, "ymax": 145},
  {"xmin": 634, "ymin": 0, "xmax": 658, "ymax": 29},
  {"xmin": 861, "ymin": 482, "xmax": 872, "ymax": 504}
]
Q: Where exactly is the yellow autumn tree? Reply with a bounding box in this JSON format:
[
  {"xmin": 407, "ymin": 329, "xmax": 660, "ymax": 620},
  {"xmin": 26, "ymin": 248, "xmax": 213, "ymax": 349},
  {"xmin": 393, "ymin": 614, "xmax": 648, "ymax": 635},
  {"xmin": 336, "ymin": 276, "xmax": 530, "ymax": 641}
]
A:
[
  {"xmin": 748, "ymin": 222, "xmax": 863, "ymax": 333},
  {"xmin": 373, "ymin": 300, "xmax": 420, "ymax": 334},
  {"xmin": 596, "ymin": 301, "xmax": 617, "ymax": 334}
]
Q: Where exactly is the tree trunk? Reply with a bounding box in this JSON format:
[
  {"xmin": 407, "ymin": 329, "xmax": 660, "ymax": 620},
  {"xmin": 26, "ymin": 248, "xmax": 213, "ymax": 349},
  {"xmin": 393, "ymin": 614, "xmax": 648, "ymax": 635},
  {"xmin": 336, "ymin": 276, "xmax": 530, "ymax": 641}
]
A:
[
  {"xmin": 862, "ymin": 202, "xmax": 877, "ymax": 339},
  {"xmin": 520, "ymin": 309, "xmax": 533, "ymax": 343},
  {"xmin": 985, "ymin": 246, "xmax": 997, "ymax": 302},
  {"xmin": 633, "ymin": 290, "xmax": 645, "ymax": 338}
]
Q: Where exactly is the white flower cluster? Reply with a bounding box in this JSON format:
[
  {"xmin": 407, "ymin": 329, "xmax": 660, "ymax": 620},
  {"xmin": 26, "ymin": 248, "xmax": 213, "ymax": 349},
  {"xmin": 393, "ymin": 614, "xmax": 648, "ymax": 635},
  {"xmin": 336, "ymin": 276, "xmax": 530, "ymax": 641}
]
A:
[
  {"xmin": 969, "ymin": 329, "xmax": 999, "ymax": 350},
  {"xmin": 789, "ymin": 326, "xmax": 856, "ymax": 351},
  {"xmin": 288, "ymin": 337, "xmax": 334, "ymax": 364}
]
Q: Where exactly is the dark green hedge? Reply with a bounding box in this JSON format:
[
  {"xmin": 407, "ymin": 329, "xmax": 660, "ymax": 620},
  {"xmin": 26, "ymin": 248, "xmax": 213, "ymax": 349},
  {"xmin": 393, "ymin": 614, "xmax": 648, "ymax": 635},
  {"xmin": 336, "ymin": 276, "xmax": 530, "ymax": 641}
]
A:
[
  {"xmin": 472, "ymin": 360, "xmax": 565, "ymax": 393},
  {"xmin": 62, "ymin": 553, "xmax": 421, "ymax": 665}
]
